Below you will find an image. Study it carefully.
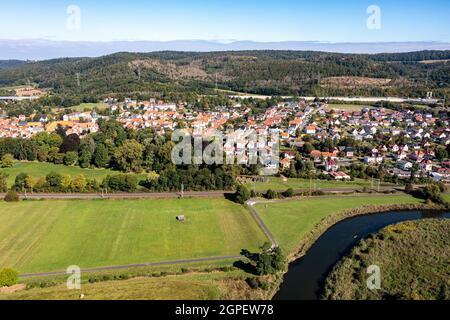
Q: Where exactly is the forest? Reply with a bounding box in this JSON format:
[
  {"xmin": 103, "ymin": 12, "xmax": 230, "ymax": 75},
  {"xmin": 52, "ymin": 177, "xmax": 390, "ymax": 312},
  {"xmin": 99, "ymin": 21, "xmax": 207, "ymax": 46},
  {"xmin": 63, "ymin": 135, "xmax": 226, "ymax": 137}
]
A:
[{"xmin": 0, "ymin": 50, "xmax": 449, "ymax": 107}]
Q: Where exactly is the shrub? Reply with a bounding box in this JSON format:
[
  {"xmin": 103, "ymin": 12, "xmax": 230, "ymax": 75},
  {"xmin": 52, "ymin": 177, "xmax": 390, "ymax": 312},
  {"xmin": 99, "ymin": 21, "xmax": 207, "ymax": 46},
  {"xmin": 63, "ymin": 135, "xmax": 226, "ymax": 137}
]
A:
[
  {"xmin": 0, "ymin": 154, "xmax": 14, "ymax": 168},
  {"xmin": 0, "ymin": 268, "xmax": 19, "ymax": 287},
  {"xmin": 282, "ymin": 188, "xmax": 295, "ymax": 198},
  {"xmin": 4, "ymin": 190, "xmax": 20, "ymax": 202},
  {"xmin": 245, "ymin": 277, "xmax": 259, "ymax": 289},
  {"xmin": 265, "ymin": 189, "xmax": 278, "ymax": 199},
  {"xmin": 234, "ymin": 185, "xmax": 251, "ymax": 204}
]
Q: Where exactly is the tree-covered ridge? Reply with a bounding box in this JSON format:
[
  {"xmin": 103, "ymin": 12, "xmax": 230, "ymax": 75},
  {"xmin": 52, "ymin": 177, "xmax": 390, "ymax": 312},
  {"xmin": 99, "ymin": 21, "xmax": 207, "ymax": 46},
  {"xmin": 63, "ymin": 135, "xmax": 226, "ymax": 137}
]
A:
[{"xmin": 0, "ymin": 50, "xmax": 449, "ymax": 100}]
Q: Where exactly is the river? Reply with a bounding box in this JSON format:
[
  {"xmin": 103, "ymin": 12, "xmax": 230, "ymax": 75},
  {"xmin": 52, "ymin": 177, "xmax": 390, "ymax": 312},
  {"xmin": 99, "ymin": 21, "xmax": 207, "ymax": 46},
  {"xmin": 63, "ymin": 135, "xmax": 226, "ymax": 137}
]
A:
[{"xmin": 273, "ymin": 210, "xmax": 450, "ymax": 300}]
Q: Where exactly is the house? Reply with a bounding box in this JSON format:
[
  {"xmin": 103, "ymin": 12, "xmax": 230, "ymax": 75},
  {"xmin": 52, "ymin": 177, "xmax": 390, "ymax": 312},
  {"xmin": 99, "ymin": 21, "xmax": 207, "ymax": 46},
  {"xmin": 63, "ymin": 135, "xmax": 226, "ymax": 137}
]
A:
[
  {"xmin": 306, "ymin": 125, "xmax": 316, "ymax": 135},
  {"xmin": 325, "ymin": 159, "xmax": 339, "ymax": 172},
  {"xmin": 364, "ymin": 155, "xmax": 383, "ymax": 165},
  {"xmin": 280, "ymin": 158, "xmax": 292, "ymax": 170}
]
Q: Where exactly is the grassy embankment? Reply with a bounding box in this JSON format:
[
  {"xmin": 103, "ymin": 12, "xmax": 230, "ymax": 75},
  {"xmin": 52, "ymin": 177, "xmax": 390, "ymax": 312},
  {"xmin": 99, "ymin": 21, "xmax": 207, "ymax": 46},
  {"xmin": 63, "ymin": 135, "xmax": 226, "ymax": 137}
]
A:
[
  {"xmin": 245, "ymin": 176, "xmax": 392, "ymax": 192},
  {"xmin": 254, "ymin": 195, "xmax": 425, "ymax": 255},
  {"xmin": 323, "ymin": 219, "xmax": 450, "ymax": 300}
]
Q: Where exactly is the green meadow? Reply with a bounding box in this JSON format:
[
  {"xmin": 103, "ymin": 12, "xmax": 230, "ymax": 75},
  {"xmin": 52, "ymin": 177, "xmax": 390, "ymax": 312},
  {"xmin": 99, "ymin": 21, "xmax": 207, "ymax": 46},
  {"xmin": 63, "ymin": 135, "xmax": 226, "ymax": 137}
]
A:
[
  {"xmin": 255, "ymin": 195, "xmax": 424, "ymax": 253},
  {"xmin": 0, "ymin": 162, "xmax": 118, "ymax": 187},
  {"xmin": 0, "ymin": 198, "xmax": 267, "ymax": 273}
]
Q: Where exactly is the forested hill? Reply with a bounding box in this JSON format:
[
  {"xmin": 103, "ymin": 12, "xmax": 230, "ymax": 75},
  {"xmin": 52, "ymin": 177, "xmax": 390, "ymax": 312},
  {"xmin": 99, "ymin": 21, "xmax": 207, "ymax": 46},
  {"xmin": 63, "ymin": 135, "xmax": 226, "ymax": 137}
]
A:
[{"xmin": 0, "ymin": 50, "xmax": 449, "ymax": 101}]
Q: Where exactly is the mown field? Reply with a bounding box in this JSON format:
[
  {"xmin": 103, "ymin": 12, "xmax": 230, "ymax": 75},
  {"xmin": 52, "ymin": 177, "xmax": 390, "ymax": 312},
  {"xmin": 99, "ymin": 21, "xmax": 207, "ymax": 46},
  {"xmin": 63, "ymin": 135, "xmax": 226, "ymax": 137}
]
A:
[
  {"xmin": 255, "ymin": 195, "xmax": 424, "ymax": 254},
  {"xmin": 0, "ymin": 198, "xmax": 267, "ymax": 273},
  {"xmin": 323, "ymin": 219, "xmax": 450, "ymax": 300},
  {"xmin": 245, "ymin": 177, "xmax": 390, "ymax": 192},
  {"xmin": 52, "ymin": 102, "xmax": 109, "ymax": 113},
  {"xmin": 0, "ymin": 162, "xmax": 118, "ymax": 187}
]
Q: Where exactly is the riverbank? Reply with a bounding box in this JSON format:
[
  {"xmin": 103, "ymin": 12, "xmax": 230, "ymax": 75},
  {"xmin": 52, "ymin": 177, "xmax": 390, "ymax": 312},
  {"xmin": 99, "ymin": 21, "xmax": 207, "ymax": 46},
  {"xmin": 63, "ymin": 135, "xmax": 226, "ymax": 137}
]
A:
[
  {"xmin": 265, "ymin": 202, "xmax": 449, "ymax": 300},
  {"xmin": 322, "ymin": 219, "xmax": 450, "ymax": 300}
]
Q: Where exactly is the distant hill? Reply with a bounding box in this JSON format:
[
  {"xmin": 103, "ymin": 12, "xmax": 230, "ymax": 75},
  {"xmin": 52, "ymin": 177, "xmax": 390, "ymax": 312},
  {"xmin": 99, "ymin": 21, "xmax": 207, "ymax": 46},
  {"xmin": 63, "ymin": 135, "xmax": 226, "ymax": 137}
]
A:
[
  {"xmin": 0, "ymin": 60, "xmax": 26, "ymax": 70},
  {"xmin": 1, "ymin": 39, "xmax": 450, "ymax": 60},
  {"xmin": 0, "ymin": 50, "xmax": 449, "ymax": 101}
]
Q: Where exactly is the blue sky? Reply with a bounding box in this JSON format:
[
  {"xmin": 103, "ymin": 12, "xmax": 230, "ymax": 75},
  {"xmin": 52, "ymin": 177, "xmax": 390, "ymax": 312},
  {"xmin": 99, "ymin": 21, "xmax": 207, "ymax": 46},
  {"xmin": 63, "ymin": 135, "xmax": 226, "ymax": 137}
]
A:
[{"xmin": 1, "ymin": 0, "xmax": 449, "ymax": 42}]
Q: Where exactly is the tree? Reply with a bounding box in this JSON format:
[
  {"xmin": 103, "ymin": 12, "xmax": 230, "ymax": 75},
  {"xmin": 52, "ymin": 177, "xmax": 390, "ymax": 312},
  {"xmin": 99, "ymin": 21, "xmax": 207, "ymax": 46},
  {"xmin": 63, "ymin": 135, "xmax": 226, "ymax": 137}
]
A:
[
  {"xmin": 282, "ymin": 188, "xmax": 294, "ymax": 198},
  {"xmin": 102, "ymin": 174, "xmax": 137, "ymax": 192},
  {"xmin": 94, "ymin": 143, "xmax": 109, "ymax": 168},
  {"xmin": 0, "ymin": 173, "xmax": 8, "ymax": 192},
  {"xmin": 235, "ymin": 185, "xmax": 251, "ymax": 204},
  {"xmin": 79, "ymin": 148, "xmax": 92, "ymax": 168},
  {"xmin": 265, "ymin": 189, "xmax": 278, "ymax": 199},
  {"xmin": 421, "ymin": 184, "xmax": 445, "ymax": 205},
  {"xmin": 4, "ymin": 190, "xmax": 20, "ymax": 202},
  {"xmin": 113, "ymin": 140, "xmax": 144, "ymax": 172},
  {"xmin": 0, "ymin": 268, "xmax": 19, "ymax": 287},
  {"xmin": 71, "ymin": 175, "xmax": 86, "ymax": 192},
  {"xmin": 61, "ymin": 175, "xmax": 72, "ymax": 192},
  {"xmin": 46, "ymin": 172, "xmax": 63, "ymax": 191},
  {"xmin": 436, "ymin": 147, "xmax": 448, "ymax": 161},
  {"xmin": 64, "ymin": 151, "xmax": 78, "ymax": 166},
  {"xmin": 14, "ymin": 173, "xmax": 28, "ymax": 191},
  {"xmin": 60, "ymin": 133, "xmax": 80, "ymax": 153},
  {"xmin": 240, "ymin": 242, "xmax": 286, "ymax": 276},
  {"xmin": 1, "ymin": 154, "xmax": 14, "ymax": 168},
  {"xmin": 24, "ymin": 175, "xmax": 35, "ymax": 192}
]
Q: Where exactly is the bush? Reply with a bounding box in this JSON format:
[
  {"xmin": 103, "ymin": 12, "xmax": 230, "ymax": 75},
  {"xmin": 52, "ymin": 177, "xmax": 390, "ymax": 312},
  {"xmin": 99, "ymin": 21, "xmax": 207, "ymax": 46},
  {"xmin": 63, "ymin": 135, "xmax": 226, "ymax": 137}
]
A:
[
  {"xmin": 4, "ymin": 190, "xmax": 19, "ymax": 202},
  {"xmin": 282, "ymin": 188, "xmax": 295, "ymax": 198},
  {"xmin": 0, "ymin": 268, "xmax": 19, "ymax": 287},
  {"xmin": 265, "ymin": 189, "xmax": 278, "ymax": 199},
  {"xmin": 234, "ymin": 185, "xmax": 251, "ymax": 204},
  {"xmin": 0, "ymin": 154, "xmax": 14, "ymax": 168},
  {"xmin": 102, "ymin": 174, "xmax": 138, "ymax": 192}
]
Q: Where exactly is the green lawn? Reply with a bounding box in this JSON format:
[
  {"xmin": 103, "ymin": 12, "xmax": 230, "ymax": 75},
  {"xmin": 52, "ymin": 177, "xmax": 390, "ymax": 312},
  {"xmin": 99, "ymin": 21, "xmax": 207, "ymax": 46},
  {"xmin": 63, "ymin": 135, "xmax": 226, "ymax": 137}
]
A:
[
  {"xmin": 52, "ymin": 102, "xmax": 109, "ymax": 113},
  {"xmin": 245, "ymin": 177, "xmax": 387, "ymax": 192},
  {"xmin": 0, "ymin": 162, "xmax": 118, "ymax": 187},
  {"xmin": 255, "ymin": 195, "xmax": 424, "ymax": 254},
  {"xmin": 325, "ymin": 104, "xmax": 372, "ymax": 111},
  {"xmin": 0, "ymin": 198, "xmax": 267, "ymax": 273}
]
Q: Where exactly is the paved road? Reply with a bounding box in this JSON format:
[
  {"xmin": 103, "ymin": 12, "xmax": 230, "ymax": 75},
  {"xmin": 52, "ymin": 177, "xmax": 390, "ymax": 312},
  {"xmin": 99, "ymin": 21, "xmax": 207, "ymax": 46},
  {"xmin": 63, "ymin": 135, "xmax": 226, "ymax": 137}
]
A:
[{"xmin": 246, "ymin": 201, "xmax": 279, "ymax": 248}]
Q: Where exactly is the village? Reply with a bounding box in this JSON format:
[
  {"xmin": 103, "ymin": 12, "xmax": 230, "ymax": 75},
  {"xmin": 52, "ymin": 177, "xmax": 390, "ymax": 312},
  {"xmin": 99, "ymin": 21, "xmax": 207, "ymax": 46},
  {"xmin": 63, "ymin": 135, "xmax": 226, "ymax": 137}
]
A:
[{"xmin": 0, "ymin": 96, "xmax": 449, "ymax": 183}]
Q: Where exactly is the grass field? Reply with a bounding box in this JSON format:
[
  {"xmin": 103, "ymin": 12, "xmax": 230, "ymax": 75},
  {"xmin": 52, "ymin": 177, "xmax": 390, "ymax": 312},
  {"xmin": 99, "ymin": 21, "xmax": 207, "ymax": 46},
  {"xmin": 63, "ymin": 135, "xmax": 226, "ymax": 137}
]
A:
[
  {"xmin": 325, "ymin": 104, "xmax": 372, "ymax": 112},
  {"xmin": 0, "ymin": 198, "xmax": 267, "ymax": 273},
  {"xmin": 0, "ymin": 162, "xmax": 118, "ymax": 187},
  {"xmin": 323, "ymin": 219, "xmax": 450, "ymax": 300},
  {"xmin": 255, "ymin": 195, "xmax": 423, "ymax": 254},
  {"xmin": 52, "ymin": 102, "xmax": 109, "ymax": 113},
  {"xmin": 245, "ymin": 176, "xmax": 387, "ymax": 192}
]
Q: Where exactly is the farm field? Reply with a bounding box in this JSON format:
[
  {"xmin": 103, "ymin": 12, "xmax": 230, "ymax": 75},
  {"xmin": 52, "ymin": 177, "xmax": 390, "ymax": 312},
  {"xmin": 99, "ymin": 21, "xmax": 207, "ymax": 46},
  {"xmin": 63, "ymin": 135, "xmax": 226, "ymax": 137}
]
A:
[
  {"xmin": 255, "ymin": 195, "xmax": 424, "ymax": 254},
  {"xmin": 0, "ymin": 162, "xmax": 119, "ymax": 187},
  {"xmin": 0, "ymin": 198, "xmax": 267, "ymax": 273},
  {"xmin": 244, "ymin": 176, "xmax": 390, "ymax": 192}
]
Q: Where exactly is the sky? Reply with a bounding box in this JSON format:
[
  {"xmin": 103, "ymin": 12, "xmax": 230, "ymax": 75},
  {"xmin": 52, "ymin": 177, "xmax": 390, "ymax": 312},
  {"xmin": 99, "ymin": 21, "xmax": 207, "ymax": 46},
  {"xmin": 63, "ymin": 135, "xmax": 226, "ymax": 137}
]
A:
[{"xmin": 0, "ymin": 0, "xmax": 449, "ymax": 43}]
